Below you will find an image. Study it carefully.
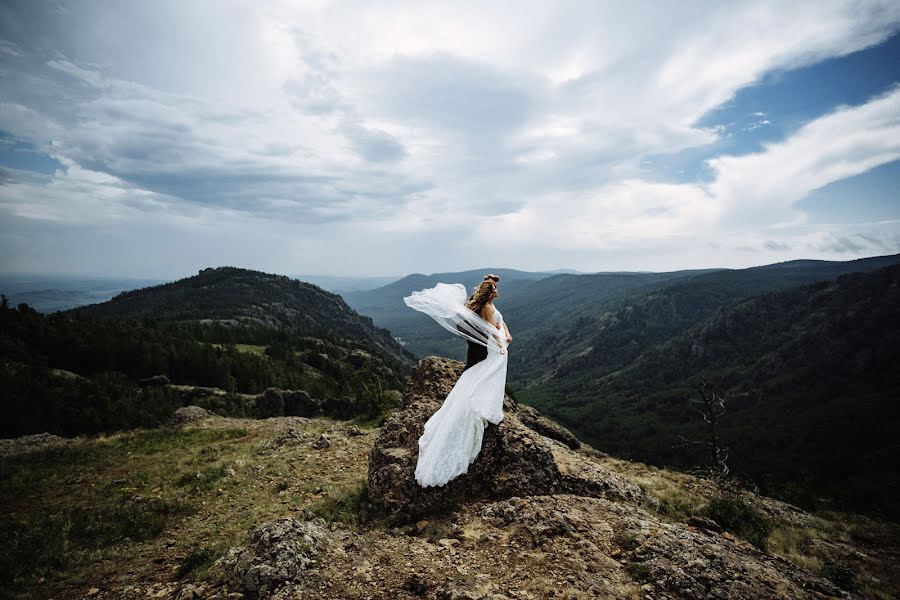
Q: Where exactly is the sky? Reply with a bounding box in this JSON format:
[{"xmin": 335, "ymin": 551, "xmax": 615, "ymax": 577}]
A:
[{"xmin": 0, "ymin": 0, "xmax": 899, "ymax": 279}]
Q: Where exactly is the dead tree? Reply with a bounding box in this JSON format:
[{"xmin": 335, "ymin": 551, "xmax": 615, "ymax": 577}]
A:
[{"xmin": 675, "ymin": 379, "xmax": 730, "ymax": 481}]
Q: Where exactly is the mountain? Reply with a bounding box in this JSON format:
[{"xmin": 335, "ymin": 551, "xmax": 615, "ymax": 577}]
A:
[
  {"xmin": 290, "ymin": 274, "xmax": 403, "ymax": 294},
  {"xmin": 516, "ymin": 260, "xmax": 900, "ymax": 516},
  {"xmin": 507, "ymin": 253, "xmax": 900, "ymax": 387},
  {"xmin": 63, "ymin": 266, "xmax": 414, "ymax": 368}
]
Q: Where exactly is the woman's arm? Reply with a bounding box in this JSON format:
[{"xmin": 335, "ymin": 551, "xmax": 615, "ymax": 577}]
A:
[{"xmin": 502, "ymin": 320, "xmax": 512, "ymax": 343}]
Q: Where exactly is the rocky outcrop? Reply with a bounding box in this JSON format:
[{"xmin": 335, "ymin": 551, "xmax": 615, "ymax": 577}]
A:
[
  {"xmin": 515, "ymin": 403, "xmax": 581, "ymax": 449},
  {"xmin": 479, "ymin": 494, "xmax": 849, "ymax": 599},
  {"xmin": 0, "ymin": 432, "xmax": 73, "ymax": 458},
  {"xmin": 216, "ymin": 513, "xmax": 336, "ymax": 595},
  {"xmin": 256, "ymin": 387, "xmax": 325, "ymax": 418},
  {"xmin": 171, "ymin": 405, "xmax": 216, "ymax": 425},
  {"xmin": 367, "ymin": 356, "xmax": 644, "ymax": 517},
  {"xmin": 138, "ymin": 374, "xmax": 170, "ymax": 386}
]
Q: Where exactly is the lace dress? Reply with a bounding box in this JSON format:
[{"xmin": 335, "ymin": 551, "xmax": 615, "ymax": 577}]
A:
[{"xmin": 414, "ymin": 305, "xmax": 509, "ymax": 487}]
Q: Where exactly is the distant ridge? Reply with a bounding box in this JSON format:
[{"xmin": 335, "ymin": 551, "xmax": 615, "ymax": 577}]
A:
[{"xmin": 64, "ymin": 266, "xmax": 414, "ymax": 367}]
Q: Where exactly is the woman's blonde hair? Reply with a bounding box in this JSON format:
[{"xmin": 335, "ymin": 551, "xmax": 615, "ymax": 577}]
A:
[{"xmin": 465, "ymin": 274, "xmax": 499, "ymax": 313}]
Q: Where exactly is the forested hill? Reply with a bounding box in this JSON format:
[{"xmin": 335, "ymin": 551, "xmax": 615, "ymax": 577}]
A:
[
  {"xmin": 508, "ymin": 253, "xmax": 900, "ymax": 387},
  {"xmin": 517, "ymin": 262, "xmax": 900, "ymax": 516},
  {"xmin": 64, "ymin": 266, "xmax": 414, "ymax": 368}
]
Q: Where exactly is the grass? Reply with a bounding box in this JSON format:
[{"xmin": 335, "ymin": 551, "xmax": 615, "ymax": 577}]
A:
[
  {"xmin": 766, "ymin": 512, "xmax": 900, "ymax": 599},
  {"xmin": 599, "ymin": 457, "xmax": 709, "ymax": 522},
  {"xmin": 210, "ymin": 343, "xmax": 267, "ymax": 356},
  {"xmin": 306, "ymin": 481, "xmax": 376, "ymax": 528},
  {"xmin": 177, "ymin": 546, "xmax": 218, "ymax": 579},
  {"xmin": 0, "ymin": 425, "xmax": 256, "ymax": 595}
]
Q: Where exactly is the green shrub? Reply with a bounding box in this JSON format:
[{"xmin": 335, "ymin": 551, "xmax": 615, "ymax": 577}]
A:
[
  {"xmin": 821, "ymin": 555, "xmax": 858, "ymax": 591},
  {"xmin": 703, "ymin": 494, "xmax": 772, "ymax": 550}
]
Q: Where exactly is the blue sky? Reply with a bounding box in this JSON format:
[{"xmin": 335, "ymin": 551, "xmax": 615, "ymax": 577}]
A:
[{"xmin": 0, "ymin": 1, "xmax": 898, "ymax": 278}]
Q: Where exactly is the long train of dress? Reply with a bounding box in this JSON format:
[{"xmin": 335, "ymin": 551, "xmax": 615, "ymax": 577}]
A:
[{"xmin": 415, "ymin": 307, "xmax": 508, "ymax": 487}]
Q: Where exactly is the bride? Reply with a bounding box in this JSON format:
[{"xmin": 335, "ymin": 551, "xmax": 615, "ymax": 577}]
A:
[{"xmin": 403, "ymin": 275, "xmax": 513, "ymax": 487}]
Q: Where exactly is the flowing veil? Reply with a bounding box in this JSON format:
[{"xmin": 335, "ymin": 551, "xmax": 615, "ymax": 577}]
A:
[
  {"xmin": 402, "ymin": 282, "xmax": 506, "ymax": 353},
  {"xmin": 403, "ymin": 282, "xmax": 509, "ymax": 487}
]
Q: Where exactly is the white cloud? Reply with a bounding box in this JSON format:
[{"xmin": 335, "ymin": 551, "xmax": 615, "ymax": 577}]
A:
[
  {"xmin": 464, "ymin": 84, "xmax": 900, "ymax": 264},
  {"xmin": 0, "ymin": 0, "xmax": 899, "ymax": 276}
]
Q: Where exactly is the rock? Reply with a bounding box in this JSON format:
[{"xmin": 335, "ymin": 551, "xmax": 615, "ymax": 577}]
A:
[
  {"xmin": 347, "ymin": 349, "xmax": 372, "ymax": 368},
  {"xmin": 175, "ymin": 584, "xmax": 203, "ymax": 599},
  {"xmin": 171, "ymin": 385, "xmax": 225, "ymax": 403},
  {"xmin": 515, "ymin": 404, "xmax": 581, "ymax": 449},
  {"xmin": 481, "ymin": 494, "xmax": 849, "ymax": 600},
  {"xmin": 259, "ymin": 427, "xmax": 306, "ymax": 451},
  {"xmin": 171, "ymin": 405, "xmax": 214, "ymax": 425},
  {"xmin": 256, "ymin": 388, "xmax": 286, "ymax": 418},
  {"xmin": 282, "ymin": 389, "xmax": 323, "ymax": 418},
  {"xmin": 0, "ymin": 432, "xmax": 72, "ymax": 458},
  {"xmin": 437, "ymin": 574, "xmax": 504, "ymax": 600},
  {"xmin": 216, "ymin": 516, "xmax": 333, "ymax": 595},
  {"xmin": 322, "ymin": 395, "xmax": 357, "ymax": 419},
  {"xmin": 685, "ymin": 515, "xmax": 723, "ymax": 533},
  {"xmin": 312, "ymin": 434, "xmax": 331, "ymax": 449},
  {"xmin": 345, "ymin": 425, "xmax": 365, "ymax": 436},
  {"xmin": 138, "ymin": 374, "xmax": 170, "ymax": 386},
  {"xmin": 402, "ymin": 573, "xmax": 429, "ymax": 595},
  {"xmin": 367, "ymin": 357, "xmax": 644, "ymax": 517}
]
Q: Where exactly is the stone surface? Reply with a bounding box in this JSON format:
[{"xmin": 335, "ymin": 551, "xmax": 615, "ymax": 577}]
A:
[
  {"xmin": 479, "ymin": 494, "xmax": 850, "ymax": 600},
  {"xmin": 312, "ymin": 433, "xmax": 331, "ymax": 449},
  {"xmin": 0, "ymin": 432, "xmax": 73, "ymax": 457}
]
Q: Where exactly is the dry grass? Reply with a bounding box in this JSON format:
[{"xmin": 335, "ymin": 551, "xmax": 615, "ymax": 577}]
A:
[{"xmin": 0, "ymin": 415, "xmax": 375, "ymax": 599}]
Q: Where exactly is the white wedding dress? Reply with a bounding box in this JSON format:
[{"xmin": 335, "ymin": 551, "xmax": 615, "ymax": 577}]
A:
[{"xmin": 413, "ymin": 304, "xmax": 509, "ymax": 487}]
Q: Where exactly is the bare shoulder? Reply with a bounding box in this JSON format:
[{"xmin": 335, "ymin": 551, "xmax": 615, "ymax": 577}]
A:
[{"xmin": 480, "ymin": 302, "xmax": 495, "ymax": 321}]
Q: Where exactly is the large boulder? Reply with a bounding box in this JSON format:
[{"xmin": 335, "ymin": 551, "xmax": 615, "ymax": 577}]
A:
[
  {"xmin": 256, "ymin": 388, "xmax": 286, "ymax": 418},
  {"xmin": 171, "ymin": 405, "xmax": 215, "ymax": 425},
  {"xmin": 367, "ymin": 357, "xmax": 644, "ymax": 518},
  {"xmin": 283, "ymin": 389, "xmax": 323, "ymax": 417}
]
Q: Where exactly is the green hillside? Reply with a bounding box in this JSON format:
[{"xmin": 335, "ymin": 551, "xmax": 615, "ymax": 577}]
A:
[
  {"xmin": 65, "ymin": 266, "xmax": 414, "ymax": 368},
  {"xmin": 517, "ymin": 262, "xmax": 900, "ymax": 516}
]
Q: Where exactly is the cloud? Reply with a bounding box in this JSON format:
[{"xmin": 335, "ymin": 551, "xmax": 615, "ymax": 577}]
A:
[
  {"xmin": 0, "ymin": 0, "xmax": 899, "ymax": 276},
  {"xmin": 464, "ymin": 84, "xmax": 900, "ymax": 262}
]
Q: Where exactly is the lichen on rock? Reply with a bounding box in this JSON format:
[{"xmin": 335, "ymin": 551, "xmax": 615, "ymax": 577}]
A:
[{"xmin": 216, "ymin": 513, "xmax": 335, "ymax": 595}]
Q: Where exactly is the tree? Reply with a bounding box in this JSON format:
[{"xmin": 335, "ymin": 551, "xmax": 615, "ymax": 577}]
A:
[{"xmin": 675, "ymin": 379, "xmax": 729, "ymax": 481}]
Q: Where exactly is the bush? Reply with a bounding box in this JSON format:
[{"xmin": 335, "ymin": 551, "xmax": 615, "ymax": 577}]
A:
[
  {"xmin": 821, "ymin": 555, "xmax": 858, "ymax": 591},
  {"xmin": 703, "ymin": 494, "xmax": 772, "ymax": 550}
]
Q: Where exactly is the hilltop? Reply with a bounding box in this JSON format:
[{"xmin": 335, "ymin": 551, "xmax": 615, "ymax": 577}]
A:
[
  {"xmin": 2, "ymin": 357, "xmax": 897, "ymax": 599},
  {"xmin": 64, "ymin": 266, "xmax": 414, "ymax": 368}
]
